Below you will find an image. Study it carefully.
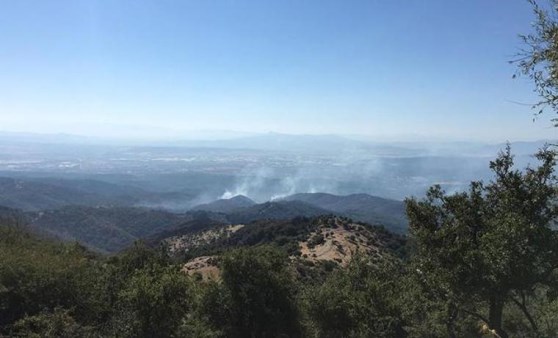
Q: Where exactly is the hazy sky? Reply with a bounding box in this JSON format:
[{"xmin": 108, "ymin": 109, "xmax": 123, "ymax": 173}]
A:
[{"xmin": 0, "ymin": 0, "xmax": 555, "ymax": 141}]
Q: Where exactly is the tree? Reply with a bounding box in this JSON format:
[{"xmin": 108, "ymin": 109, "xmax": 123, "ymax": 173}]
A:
[
  {"xmin": 0, "ymin": 225, "xmax": 96, "ymax": 330},
  {"xmin": 306, "ymin": 255, "xmax": 407, "ymax": 338},
  {"xmin": 113, "ymin": 264, "xmax": 193, "ymax": 338},
  {"xmin": 405, "ymin": 146, "xmax": 558, "ymax": 338},
  {"xmin": 219, "ymin": 245, "xmax": 301, "ymax": 338},
  {"xmin": 515, "ymin": 0, "xmax": 558, "ymax": 123},
  {"xmin": 11, "ymin": 308, "xmax": 95, "ymax": 338}
]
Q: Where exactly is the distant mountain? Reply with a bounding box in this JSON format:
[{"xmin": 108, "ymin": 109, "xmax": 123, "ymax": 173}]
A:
[
  {"xmin": 170, "ymin": 132, "xmax": 424, "ymax": 156},
  {"xmin": 0, "ymin": 205, "xmax": 27, "ymax": 227},
  {"xmin": 0, "ymin": 177, "xmax": 131, "ymax": 211},
  {"xmin": 0, "ymin": 176, "xmax": 173, "ymax": 211},
  {"xmin": 0, "ymin": 131, "xmax": 93, "ymax": 145},
  {"xmin": 282, "ymin": 193, "xmax": 408, "ymax": 233},
  {"xmin": 0, "ymin": 176, "xmax": 198, "ymax": 211},
  {"xmin": 225, "ymin": 200, "xmax": 331, "ymax": 224},
  {"xmin": 189, "ymin": 193, "xmax": 408, "ymax": 233},
  {"xmin": 169, "ymin": 133, "xmax": 363, "ymax": 152},
  {"xmin": 5, "ymin": 189, "xmax": 406, "ymax": 253},
  {"xmin": 17, "ymin": 198, "xmax": 345, "ymax": 253},
  {"xmin": 191, "ymin": 195, "xmax": 256, "ymax": 213},
  {"xmin": 25, "ymin": 206, "xmax": 204, "ymax": 253}
]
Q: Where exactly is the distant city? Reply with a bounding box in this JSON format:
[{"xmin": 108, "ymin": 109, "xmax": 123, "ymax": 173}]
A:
[{"xmin": 0, "ymin": 131, "xmax": 552, "ymax": 207}]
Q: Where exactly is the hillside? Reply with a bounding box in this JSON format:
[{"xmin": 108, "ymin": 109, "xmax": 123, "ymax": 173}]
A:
[
  {"xmin": 0, "ymin": 197, "xmax": 338, "ymax": 253},
  {"xmin": 0, "ymin": 189, "xmax": 407, "ymax": 253},
  {"xmin": 225, "ymin": 200, "xmax": 332, "ymax": 224},
  {"xmin": 159, "ymin": 215, "xmax": 407, "ymax": 280},
  {"xmin": 0, "ymin": 205, "xmax": 28, "ymax": 227},
  {"xmin": 0, "ymin": 177, "xmax": 154, "ymax": 211},
  {"xmin": 191, "ymin": 193, "xmax": 409, "ymax": 233},
  {"xmin": 190, "ymin": 195, "xmax": 256, "ymax": 213},
  {"xmin": 144, "ymin": 213, "xmax": 229, "ymax": 247},
  {"xmin": 282, "ymin": 192, "xmax": 408, "ymax": 233},
  {"xmin": 0, "ymin": 176, "xmax": 203, "ymax": 212},
  {"xmin": 16, "ymin": 193, "xmax": 405, "ymax": 253},
  {"xmin": 26, "ymin": 206, "xmax": 198, "ymax": 253},
  {"xmin": 0, "ymin": 216, "xmax": 408, "ymax": 337}
]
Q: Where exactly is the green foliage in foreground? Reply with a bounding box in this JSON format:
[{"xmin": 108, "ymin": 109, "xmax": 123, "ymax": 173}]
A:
[
  {"xmin": 1, "ymin": 148, "xmax": 558, "ymax": 337},
  {"xmin": 304, "ymin": 256, "xmax": 406, "ymax": 338},
  {"xmin": 406, "ymin": 146, "xmax": 558, "ymax": 338}
]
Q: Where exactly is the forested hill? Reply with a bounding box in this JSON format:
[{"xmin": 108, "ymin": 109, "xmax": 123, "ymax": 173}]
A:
[
  {"xmin": 190, "ymin": 195, "xmax": 256, "ymax": 213},
  {"xmin": 26, "ymin": 207, "xmax": 230, "ymax": 253},
  {"xmin": 0, "ymin": 177, "xmax": 143, "ymax": 210},
  {"xmin": 0, "ymin": 190, "xmax": 407, "ymax": 253},
  {"xmin": 0, "ymin": 215, "xmax": 409, "ymax": 337},
  {"xmin": 0, "ymin": 202, "xmax": 335, "ymax": 253},
  {"xmin": 282, "ymin": 192, "xmax": 408, "ymax": 233},
  {"xmin": 189, "ymin": 193, "xmax": 409, "ymax": 233},
  {"xmin": 157, "ymin": 215, "xmax": 407, "ymax": 270}
]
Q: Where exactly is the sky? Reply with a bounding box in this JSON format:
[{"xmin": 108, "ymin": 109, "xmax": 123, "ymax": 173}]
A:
[{"xmin": 0, "ymin": 0, "xmax": 555, "ymax": 142}]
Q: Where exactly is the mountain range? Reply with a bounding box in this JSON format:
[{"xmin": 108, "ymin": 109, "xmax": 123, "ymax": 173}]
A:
[
  {"xmin": 281, "ymin": 193, "xmax": 407, "ymax": 233},
  {"xmin": 191, "ymin": 193, "xmax": 408, "ymax": 233},
  {"xmin": 0, "ymin": 189, "xmax": 408, "ymax": 252}
]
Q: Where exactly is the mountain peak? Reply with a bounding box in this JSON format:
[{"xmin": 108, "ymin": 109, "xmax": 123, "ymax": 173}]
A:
[
  {"xmin": 226, "ymin": 195, "xmax": 255, "ymax": 204},
  {"xmin": 191, "ymin": 195, "xmax": 256, "ymax": 213}
]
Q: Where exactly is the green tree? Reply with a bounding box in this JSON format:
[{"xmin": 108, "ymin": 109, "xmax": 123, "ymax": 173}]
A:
[
  {"xmin": 515, "ymin": 0, "xmax": 558, "ymax": 123},
  {"xmin": 113, "ymin": 264, "xmax": 193, "ymax": 338},
  {"xmin": 11, "ymin": 308, "xmax": 95, "ymax": 338},
  {"xmin": 405, "ymin": 146, "xmax": 558, "ymax": 338},
  {"xmin": 0, "ymin": 225, "xmax": 96, "ymax": 329},
  {"xmin": 219, "ymin": 245, "xmax": 301, "ymax": 338},
  {"xmin": 305, "ymin": 255, "xmax": 406, "ymax": 338}
]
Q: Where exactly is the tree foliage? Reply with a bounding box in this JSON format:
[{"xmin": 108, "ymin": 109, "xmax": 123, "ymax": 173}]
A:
[
  {"xmin": 305, "ymin": 256, "xmax": 406, "ymax": 338},
  {"xmin": 219, "ymin": 245, "xmax": 302, "ymax": 338},
  {"xmin": 405, "ymin": 146, "xmax": 558, "ymax": 337},
  {"xmin": 516, "ymin": 0, "xmax": 558, "ymax": 122}
]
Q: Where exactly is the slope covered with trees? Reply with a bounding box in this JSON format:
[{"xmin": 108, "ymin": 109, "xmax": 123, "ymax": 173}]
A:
[
  {"xmin": 282, "ymin": 192, "xmax": 408, "ymax": 233},
  {"xmin": 26, "ymin": 206, "xmax": 194, "ymax": 252}
]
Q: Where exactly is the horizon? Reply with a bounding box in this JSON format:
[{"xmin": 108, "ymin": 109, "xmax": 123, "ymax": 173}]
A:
[
  {"xmin": 0, "ymin": 128, "xmax": 555, "ymax": 145},
  {"xmin": 1, "ymin": 1, "xmax": 556, "ymax": 142}
]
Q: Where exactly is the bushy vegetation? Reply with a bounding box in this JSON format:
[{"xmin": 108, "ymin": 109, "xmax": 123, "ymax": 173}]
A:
[
  {"xmin": 169, "ymin": 216, "xmax": 317, "ymax": 261},
  {"xmin": 178, "ymin": 216, "xmax": 406, "ymax": 261},
  {"xmin": 404, "ymin": 146, "xmax": 558, "ymax": 338}
]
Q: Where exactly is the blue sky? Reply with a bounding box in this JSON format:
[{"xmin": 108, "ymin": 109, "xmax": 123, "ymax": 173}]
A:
[{"xmin": 0, "ymin": 0, "xmax": 554, "ymax": 141}]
